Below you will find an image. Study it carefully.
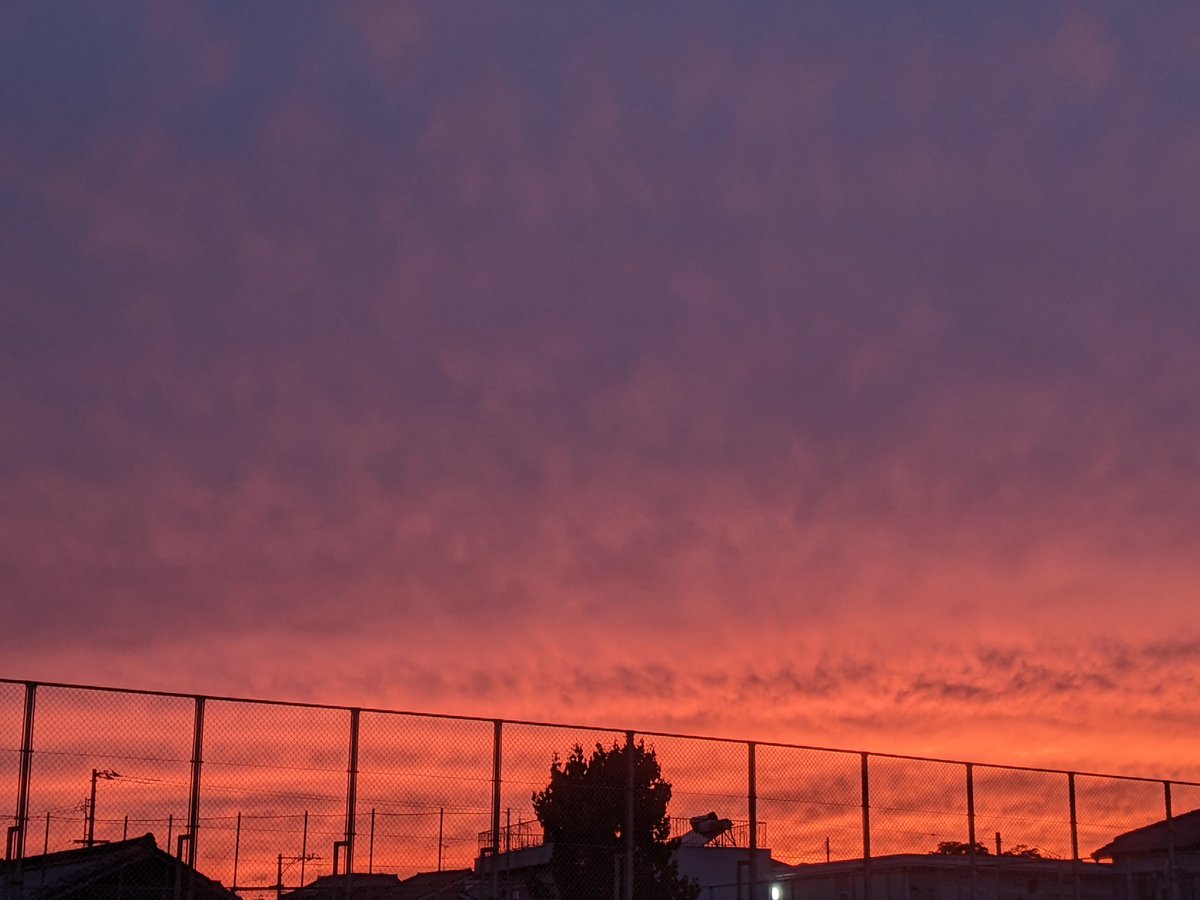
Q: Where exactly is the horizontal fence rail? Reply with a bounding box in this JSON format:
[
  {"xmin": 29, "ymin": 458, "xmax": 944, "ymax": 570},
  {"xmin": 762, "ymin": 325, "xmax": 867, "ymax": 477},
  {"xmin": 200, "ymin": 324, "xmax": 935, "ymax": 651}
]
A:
[{"xmin": 1, "ymin": 677, "xmax": 1198, "ymax": 900}]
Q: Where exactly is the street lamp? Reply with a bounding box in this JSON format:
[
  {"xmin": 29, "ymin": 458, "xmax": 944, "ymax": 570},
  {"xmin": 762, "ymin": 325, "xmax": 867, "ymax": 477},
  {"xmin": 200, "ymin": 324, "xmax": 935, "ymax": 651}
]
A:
[{"xmin": 85, "ymin": 769, "xmax": 121, "ymax": 847}]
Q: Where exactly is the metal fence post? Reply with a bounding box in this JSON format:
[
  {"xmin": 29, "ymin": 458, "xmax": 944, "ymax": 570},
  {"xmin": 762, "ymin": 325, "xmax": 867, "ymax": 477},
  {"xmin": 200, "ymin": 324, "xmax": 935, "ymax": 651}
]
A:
[
  {"xmin": 966, "ymin": 763, "xmax": 976, "ymax": 900},
  {"xmin": 344, "ymin": 708, "xmax": 360, "ymax": 880},
  {"xmin": 1165, "ymin": 781, "xmax": 1177, "ymax": 900},
  {"xmin": 438, "ymin": 807, "xmax": 445, "ymax": 872},
  {"xmin": 233, "ymin": 812, "xmax": 241, "ymax": 890},
  {"xmin": 186, "ymin": 696, "xmax": 205, "ymax": 869},
  {"xmin": 1068, "ymin": 772, "xmax": 1080, "ymax": 900},
  {"xmin": 369, "ymin": 808, "xmax": 375, "ymax": 873},
  {"xmin": 626, "ymin": 731, "xmax": 636, "ymax": 900},
  {"xmin": 860, "ymin": 753, "xmax": 871, "ymax": 900},
  {"xmin": 10, "ymin": 683, "xmax": 36, "ymax": 862},
  {"xmin": 491, "ymin": 720, "xmax": 502, "ymax": 900},
  {"xmin": 1068, "ymin": 773, "xmax": 1078, "ymax": 860},
  {"xmin": 301, "ymin": 811, "xmax": 309, "ymax": 884},
  {"xmin": 748, "ymin": 742, "xmax": 758, "ymax": 900}
]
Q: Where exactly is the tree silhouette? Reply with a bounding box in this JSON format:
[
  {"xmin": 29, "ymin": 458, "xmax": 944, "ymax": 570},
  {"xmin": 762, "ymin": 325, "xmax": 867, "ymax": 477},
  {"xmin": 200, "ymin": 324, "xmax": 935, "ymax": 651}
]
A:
[
  {"xmin": 1001, "ymin": 844, "xmax": 1044, "ymax": 859},
  {"xmin": 934, "ymin": 840, "xmax": 991, "ymax": 855},
  {"xmin": 933, "ymin": 840, "xmax": 1044, "ymax": 859},
  {"xmin": 532, "ymin": 740, "xmax": 699, "ymax": 900}
]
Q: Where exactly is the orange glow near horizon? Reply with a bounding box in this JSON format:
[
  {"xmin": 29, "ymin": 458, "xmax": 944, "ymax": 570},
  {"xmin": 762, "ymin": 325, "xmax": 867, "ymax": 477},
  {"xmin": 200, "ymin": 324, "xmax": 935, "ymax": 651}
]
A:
[{"xmin": 3, "ymin": 682, "xmax": 1198, "ymax": 894}]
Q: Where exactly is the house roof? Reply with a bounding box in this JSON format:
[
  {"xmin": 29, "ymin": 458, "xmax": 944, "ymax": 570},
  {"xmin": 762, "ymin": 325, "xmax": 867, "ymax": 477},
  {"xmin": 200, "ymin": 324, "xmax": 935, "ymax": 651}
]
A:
[
  {"xmin": 0, "ymin": 833, "xmax": 238, "ymax": 899},
  {"xmin": 393, "ymin": 868, "xmax": 475, "ymax": 899},
  {"xmin": 1092, "ymin": 807, "xmax": 1200, "ymax": 861},
  {"xmin": 283, "ymin": 872, "xmax": 403, "ymax": 899},
  {"xmin": 283, "ymin": 868, "xmax": 474, "ymax": 900},
  {"xmin": 781, "ymin": 854, "xmax": 1113, "ymax": 879}
]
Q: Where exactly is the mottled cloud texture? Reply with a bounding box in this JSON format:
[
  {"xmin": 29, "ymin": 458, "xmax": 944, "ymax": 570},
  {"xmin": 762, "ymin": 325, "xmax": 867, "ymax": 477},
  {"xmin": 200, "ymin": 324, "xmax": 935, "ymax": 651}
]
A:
[{"xmin": 2, "ymin": 3, "xmax": 1198, "ymax": 777}]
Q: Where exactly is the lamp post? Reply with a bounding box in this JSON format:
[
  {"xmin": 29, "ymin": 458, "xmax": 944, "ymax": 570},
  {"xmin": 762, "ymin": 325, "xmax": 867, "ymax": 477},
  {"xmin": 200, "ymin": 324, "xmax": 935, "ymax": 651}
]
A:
[{"xmin": 86, "ymin": 769, "xmax": 120, "ymax": 847}]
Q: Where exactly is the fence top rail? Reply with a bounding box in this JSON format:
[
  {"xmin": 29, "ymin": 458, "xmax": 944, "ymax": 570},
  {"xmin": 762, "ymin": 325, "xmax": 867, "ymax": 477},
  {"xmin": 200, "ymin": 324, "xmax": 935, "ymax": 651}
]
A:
[{"xmin": 3, "ymin": 676, "xmax": 1197, "ymax": 788}]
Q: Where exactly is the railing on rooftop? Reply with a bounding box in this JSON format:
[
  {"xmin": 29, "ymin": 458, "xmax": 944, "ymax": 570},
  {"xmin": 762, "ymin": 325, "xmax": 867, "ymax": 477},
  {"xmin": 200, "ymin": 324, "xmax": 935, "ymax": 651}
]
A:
[
  {"xmin": 478, "ymin": 818, "xmax": 545, "ymax": 855},
  {"xmin": 668, "ymin": 817, "xmax": 765, "ymax": 848}
]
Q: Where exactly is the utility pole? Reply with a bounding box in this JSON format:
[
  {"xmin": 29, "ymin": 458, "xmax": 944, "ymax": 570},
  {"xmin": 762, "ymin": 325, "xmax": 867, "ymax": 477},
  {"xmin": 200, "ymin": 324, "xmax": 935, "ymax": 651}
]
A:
[
  {"xmin": 86, "ymin": 769, "xmax": 120, "ymax": 847},
  {"xmin": 277, "ymin": 852, "xmax": 320, "ymax": 898},
  {"xmin": 438, "ymin": 808, "xmax": 444, "ymax": 872}
]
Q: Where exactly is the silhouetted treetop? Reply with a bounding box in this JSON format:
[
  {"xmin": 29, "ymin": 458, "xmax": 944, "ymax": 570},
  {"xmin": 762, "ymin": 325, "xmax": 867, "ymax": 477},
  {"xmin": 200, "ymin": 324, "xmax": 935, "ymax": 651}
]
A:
[
  {"xmin": 935, "ymin": 841, "xmax": 991, "ymax": 855},
  {"xmin": 933, "ymin": 840, "xmax": 1045, "ymax": 858},
  {"xmin": 532, "ymin": 740, "xmax": 698, "ymax": 900}
]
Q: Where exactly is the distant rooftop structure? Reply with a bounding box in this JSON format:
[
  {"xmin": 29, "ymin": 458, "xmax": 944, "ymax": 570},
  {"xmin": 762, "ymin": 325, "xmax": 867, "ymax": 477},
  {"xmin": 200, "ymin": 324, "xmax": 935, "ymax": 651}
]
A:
[
  {"xmin": 1092, "ymin": 806, "xmax": 1200, "ymax": 862},
  {"xmin": 677, "ymin": 812, "xmax": 737, "ymax": 847},
  {"xmin": 282, "ymin": 867, "xmax": 474, "ymax": 900},
  {"xmin": 777, "ymin": 853, "xmax": 1122, "ymax": 900}
]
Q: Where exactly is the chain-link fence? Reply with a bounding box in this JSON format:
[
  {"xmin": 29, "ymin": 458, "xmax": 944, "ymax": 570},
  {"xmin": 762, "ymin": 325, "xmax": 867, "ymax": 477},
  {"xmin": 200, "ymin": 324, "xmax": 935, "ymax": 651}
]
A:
[{"xmin": 1, "ymin": 678, "xmax": 1197, "ymax": 900}]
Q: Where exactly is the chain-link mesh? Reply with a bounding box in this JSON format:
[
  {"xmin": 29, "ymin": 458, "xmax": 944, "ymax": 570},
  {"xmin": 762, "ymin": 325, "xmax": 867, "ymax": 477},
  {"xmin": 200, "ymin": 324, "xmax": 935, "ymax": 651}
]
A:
[
  {"xmin": 499, "ymin": 724, "xmax": 626, "ymax": 900},
  {"xmin": 1075, "ymin": 774, "xmax": 1166, "ymax": 861},
  {"xmin": 866, "ymin": 756, "xmax": 966, "ymax": 856},
  {"xmin": 3, "ymin": 679, "xmax": 1198, "ymax": 900},
  {"xmin": 1172, "ymin": 782, "xmax": 1200, "ymax": 823},
  {"xmin": 973, "ymin": 766, "xmax": 1073, "ymax": 860},
  {"xmin": 757, "ymin": 746, "xmax": 861, "ymax": 865},
  {"xmin": 0, "ymin": 682, "xmax": 24, "ymax": 856},
  {"xmin": 25, "ymin": 687, "xmax": 194, "ymax": 856},
  {"xmin": 356, "ymin": 713, "xmax": 494, "ymax": 878},
  {"xmin": 646, "ymin": 737, "xmax": 748, "ymax": 835},
  {"xmin": 193, "ymin": 700, "xmax": 350, "ymax": 897},
  {"xmin": 647, "ymin": 736, "xmax": 752, "ymax": 900}
]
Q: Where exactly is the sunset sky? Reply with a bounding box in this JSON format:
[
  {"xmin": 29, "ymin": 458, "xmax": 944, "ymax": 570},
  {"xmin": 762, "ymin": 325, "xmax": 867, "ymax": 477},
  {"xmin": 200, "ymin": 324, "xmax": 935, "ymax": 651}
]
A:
[{"xmin": 2, "ymin": 3, "xmax": 1198, "ymax": 780}]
